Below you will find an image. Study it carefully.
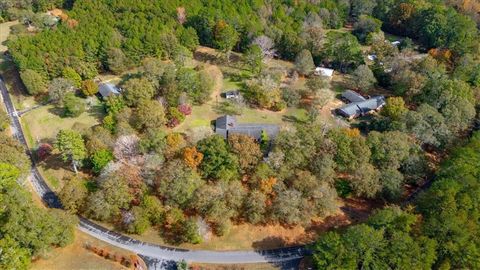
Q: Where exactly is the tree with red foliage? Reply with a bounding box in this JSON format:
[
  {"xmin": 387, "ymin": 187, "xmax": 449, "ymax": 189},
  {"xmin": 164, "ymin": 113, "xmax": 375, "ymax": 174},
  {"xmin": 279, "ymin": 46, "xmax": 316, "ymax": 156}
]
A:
[
  {"xmin": 36, "ymin": 143, "xmax": 53, "ymax": 161},
  {"xmin": 178, "ymin": 104, "xmax": 192, "ymax": 116}
]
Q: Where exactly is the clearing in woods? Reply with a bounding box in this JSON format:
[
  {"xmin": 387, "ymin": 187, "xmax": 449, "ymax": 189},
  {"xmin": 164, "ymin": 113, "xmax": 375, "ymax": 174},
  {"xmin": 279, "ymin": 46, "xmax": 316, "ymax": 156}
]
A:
[{"xmin": 0, "ymin": 21, "xmax": 17, "ymax": 53}]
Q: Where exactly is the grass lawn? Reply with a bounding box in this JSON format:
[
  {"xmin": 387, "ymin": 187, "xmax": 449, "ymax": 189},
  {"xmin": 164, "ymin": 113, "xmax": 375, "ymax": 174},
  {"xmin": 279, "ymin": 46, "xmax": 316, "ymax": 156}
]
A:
[
  {"xmin": 21, "ymin": 102, "xmax": 104, "ymax": 145},
  {"xmin": 20, "ymin": 100, "xmax": 104, "ymax": 190},
  {"xmin": 222, "ymin": 77, "xmax": 241, "ymax": 91},
  {"xmin": 0, "ymin": 21, "xmax": 17, "ymax": 54},
  {"xmin": 237, "ymin": 107, "xmax": 308, "ymax": 125}
]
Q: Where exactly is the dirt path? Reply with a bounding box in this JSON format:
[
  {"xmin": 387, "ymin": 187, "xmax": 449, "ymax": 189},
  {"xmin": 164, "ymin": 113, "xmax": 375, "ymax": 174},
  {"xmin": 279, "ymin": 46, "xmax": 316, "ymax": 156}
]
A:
[{"xmin": 204, "ymin": 64, "xmax": 223, "ymax": 101}]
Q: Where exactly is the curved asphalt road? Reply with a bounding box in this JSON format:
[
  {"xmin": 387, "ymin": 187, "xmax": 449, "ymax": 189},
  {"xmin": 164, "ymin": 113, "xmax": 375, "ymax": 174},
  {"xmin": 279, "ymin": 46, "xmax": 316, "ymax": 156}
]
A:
[{"xmin": 0, "ymin": 76, "xmax": 307, "ymax": 268}]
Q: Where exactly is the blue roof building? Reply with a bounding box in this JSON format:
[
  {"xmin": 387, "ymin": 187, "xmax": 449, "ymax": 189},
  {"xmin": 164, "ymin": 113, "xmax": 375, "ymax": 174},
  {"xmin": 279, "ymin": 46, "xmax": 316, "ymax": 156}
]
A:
[
  {"xmin": 99, "ymin": 83, "xmax": 121, "ymax": 98},
  {"xmin": 336, "ymin": 94, "xmax": 386, "ymax": 119}
]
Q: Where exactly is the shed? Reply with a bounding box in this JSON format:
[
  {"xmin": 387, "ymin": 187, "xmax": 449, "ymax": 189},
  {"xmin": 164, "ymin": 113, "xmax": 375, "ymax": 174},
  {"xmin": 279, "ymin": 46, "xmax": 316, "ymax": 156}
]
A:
[
  {"xmin": 315, "ymin": 67, "xmax": 334, "ymax": 78},
  {"xmin": 99, "ymin": 83, "xmax": 120, "ymax": 98},
  {"xmin": 391, "ymin": 41, "xmax": 401, "ymax": 46}
]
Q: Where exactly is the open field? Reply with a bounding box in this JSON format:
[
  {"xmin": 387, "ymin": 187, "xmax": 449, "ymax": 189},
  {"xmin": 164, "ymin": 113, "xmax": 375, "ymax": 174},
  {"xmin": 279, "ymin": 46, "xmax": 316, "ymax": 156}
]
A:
[
  {"xmin": 0, "ymin": 21, "xmax": 17, "ymax": 53},
  {"xmin": 21, "ymin": 102, "xmax": 103, "ymax": 145},
  {"xmin": 123, "ymin": 222, "xmax": 311, "ymax": 251},
  {"xmin": 20, "ymin": 102, "xmax": 103, "ymax": 190}
]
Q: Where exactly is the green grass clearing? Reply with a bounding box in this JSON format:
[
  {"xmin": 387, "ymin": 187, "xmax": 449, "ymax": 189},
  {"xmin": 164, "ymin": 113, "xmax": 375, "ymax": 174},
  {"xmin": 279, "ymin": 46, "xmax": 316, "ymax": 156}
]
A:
[
  {"xmin": 41, "ymin": 167, "xmax": 61, "ymax": 190},
  {"xmin": 21, "ymin": 101, "xmax": 104, "ymax": 145},
  {"xmin": 222, "ymin": 77, "xmax": 241, "ymax": 91}
]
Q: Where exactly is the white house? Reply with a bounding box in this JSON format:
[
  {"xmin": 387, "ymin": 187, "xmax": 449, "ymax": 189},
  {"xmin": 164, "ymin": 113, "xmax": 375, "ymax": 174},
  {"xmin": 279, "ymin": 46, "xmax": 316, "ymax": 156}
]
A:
[
  {"xmin": 367, "ymin": 54, "xmax": 377, "ymax": 61},
  {"xmin": 391, "ymin": 40, "xmax": 401, "ymax": 46},
  {"xmin": 315, "ymin": 67, "xmax": 334, "ymax": 78}
]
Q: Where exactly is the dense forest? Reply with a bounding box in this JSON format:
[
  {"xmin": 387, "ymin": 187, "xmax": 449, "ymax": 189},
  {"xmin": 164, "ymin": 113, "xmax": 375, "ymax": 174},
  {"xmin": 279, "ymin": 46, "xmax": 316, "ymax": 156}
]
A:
[
  {"xmin": 312, "ymin": 131, "xmax": 480, "ymax": 269},
  {"xmin": 0, "ymin": 132, "xmax": 76, "ymax": 269},
  {"xmin": 0, "ymin": 0, "xmax": 479, "ymax": 268},
  {"xmin": 3, "ymin": 0, "xmax": 480, "ymax": 78}
]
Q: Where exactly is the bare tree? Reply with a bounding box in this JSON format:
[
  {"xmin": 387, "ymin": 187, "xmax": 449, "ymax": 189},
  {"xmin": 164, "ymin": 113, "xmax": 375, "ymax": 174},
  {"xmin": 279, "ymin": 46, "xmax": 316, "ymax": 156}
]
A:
[
  {"xmin": 114, "ymin": 135, "xmax": 140, "ymax": 161},
  {"xmin": 252, "ymin": 35, "xmax": 277, "ymax": 60},
  {"xmin": 301, "ymin": 13, "xmax": 325, "ymax": 55},
  {"xmin": 185, "ymin": 126, "xmax": 214, "ymax": 144}
]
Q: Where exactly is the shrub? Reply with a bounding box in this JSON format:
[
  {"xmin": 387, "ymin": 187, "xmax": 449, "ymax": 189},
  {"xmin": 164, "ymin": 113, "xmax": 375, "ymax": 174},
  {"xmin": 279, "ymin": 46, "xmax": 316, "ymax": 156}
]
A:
[
  {"xmin": 272, "ymin": 100, "xmax": 287, "ymax": 111},
  {"xmin": 63, "ymin": 92, "xmax": 85, "ymax": 117},
  {"xmin": 81, "ymin": 80, "xmax": 99, "ymax": 96},
  {"xmin": 178, "ymin": 104, "xmax": 192, "ymax": 115},
  {"xmin": 167, "ymin": 107, "xmax": 185, "ymax": 127},
  {"xmin": 282, "ymin": 87, "xmax": 301, "ymax": 107}
]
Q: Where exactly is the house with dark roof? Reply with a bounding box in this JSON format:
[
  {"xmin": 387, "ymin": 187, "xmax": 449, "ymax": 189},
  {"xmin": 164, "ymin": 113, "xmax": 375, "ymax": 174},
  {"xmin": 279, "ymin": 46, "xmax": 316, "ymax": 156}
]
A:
[
  {"xmin": 341, "ymin": 90, "xmax": 366, "ymax": 103},
  {"xmin": 99, "ymin": 83, "xmax": 121, "ymax": 98},
  {"xmin": 214, "ymin": 115, "xmax": 279, "ymax": 141},
  {"xmin": 336, "ymin": 92, "xmax": 386, "ymax": 119}
]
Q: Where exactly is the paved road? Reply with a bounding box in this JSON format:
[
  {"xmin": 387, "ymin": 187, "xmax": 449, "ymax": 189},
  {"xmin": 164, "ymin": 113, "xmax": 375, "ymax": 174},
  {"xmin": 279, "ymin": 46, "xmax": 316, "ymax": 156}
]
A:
[{"xmin": 0, "ymin": 76, "xmax": 307, "ymax": 268}]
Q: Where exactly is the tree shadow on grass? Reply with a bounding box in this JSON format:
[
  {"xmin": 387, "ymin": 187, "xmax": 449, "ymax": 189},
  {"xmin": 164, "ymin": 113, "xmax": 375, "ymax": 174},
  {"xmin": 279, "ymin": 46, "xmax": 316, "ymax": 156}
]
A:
[
  {"xmin": 86, "ymin": 104, "xmax": 106, "ymax": 122},
  {"xmin": 282, "ymin": 115, "xmax": 307, "ymax": 124},
  {"xmin": 40, "ymin": 152, "xmax": 70, "ymax": 171},
  {"xmin": 252, "ymin": 236, "xmax": 288, "ymax": 251},
  {"xmin": 47, "ymin": 105, "xmax": 66, "ymax": 117}
]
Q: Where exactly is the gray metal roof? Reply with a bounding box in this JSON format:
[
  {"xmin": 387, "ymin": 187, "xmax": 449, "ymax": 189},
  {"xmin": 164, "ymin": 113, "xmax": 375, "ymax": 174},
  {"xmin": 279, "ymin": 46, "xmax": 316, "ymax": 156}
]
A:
[
  {"xmin": 357, "ymin": 96, "xmax": 385, "ymax": 112},
  {"xmin": 337, "ymin": 104, "xmax": 362, "ymax": 118},
  {"xmin": 215, "ymin": 115, "xmax": 279, "ymax": 140},
  {"xmin": 341, "ymin": 90, "xmax": 366, "ymax": 103},
  {"xmin": 99, "ymin": 83, "xmax": 120, "ymax": 98},
  {"xmin": 337, "ymin": 96, "xmax": 386, "ymax": 118},
  {"xmin": 229, "ymin": 124, "xmax": 279, "ymax": 140},
  {"xmin": 215, "ymin": 115, "xmax": 237, "ymax": 130}
]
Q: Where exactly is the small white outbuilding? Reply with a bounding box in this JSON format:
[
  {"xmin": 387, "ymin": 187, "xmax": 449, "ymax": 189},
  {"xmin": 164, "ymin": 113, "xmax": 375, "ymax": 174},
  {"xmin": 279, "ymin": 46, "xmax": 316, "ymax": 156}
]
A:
[{"xmin": 314, "ymin": 67, "xmax": 334, "ymax": 78}]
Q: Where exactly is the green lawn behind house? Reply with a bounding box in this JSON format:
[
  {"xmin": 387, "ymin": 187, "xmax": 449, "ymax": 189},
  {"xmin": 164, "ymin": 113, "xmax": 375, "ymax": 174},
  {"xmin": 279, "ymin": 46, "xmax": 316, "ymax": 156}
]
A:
[{"xmin": 21, "ymin": 101, "xmax": 104, "ymax": 145}]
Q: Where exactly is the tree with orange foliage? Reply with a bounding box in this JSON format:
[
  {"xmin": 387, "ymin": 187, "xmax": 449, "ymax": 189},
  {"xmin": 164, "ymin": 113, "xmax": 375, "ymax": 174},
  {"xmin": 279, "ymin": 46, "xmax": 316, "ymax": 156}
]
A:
[
  {"xmin": 228, "ymin": 134, "xmax": 262, "ymax": 173},
  {"xmin": 183, "ymin": 146, "xmax": 203, "ymax": 169},
  {"xmin": 428, "ymin": 48, "xmax": 452, "ymax": 65},
  {"xmin": 260, "ymin": 176, "xmax": 277, "ymax": 195},
  {"xmin": 118, "ymin": 164, "xmax": 145, "ymax": 205},
  {"xmin": 66, "ymin": 19, "xmax": 79, "ymax": 28},
  {"xmin": 165, "ymin": 132, "xmax": 186, "ymax": 157},
  {"xmin": 344, "ymin": 128, "xmax": 361, "ymax": 137}
]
